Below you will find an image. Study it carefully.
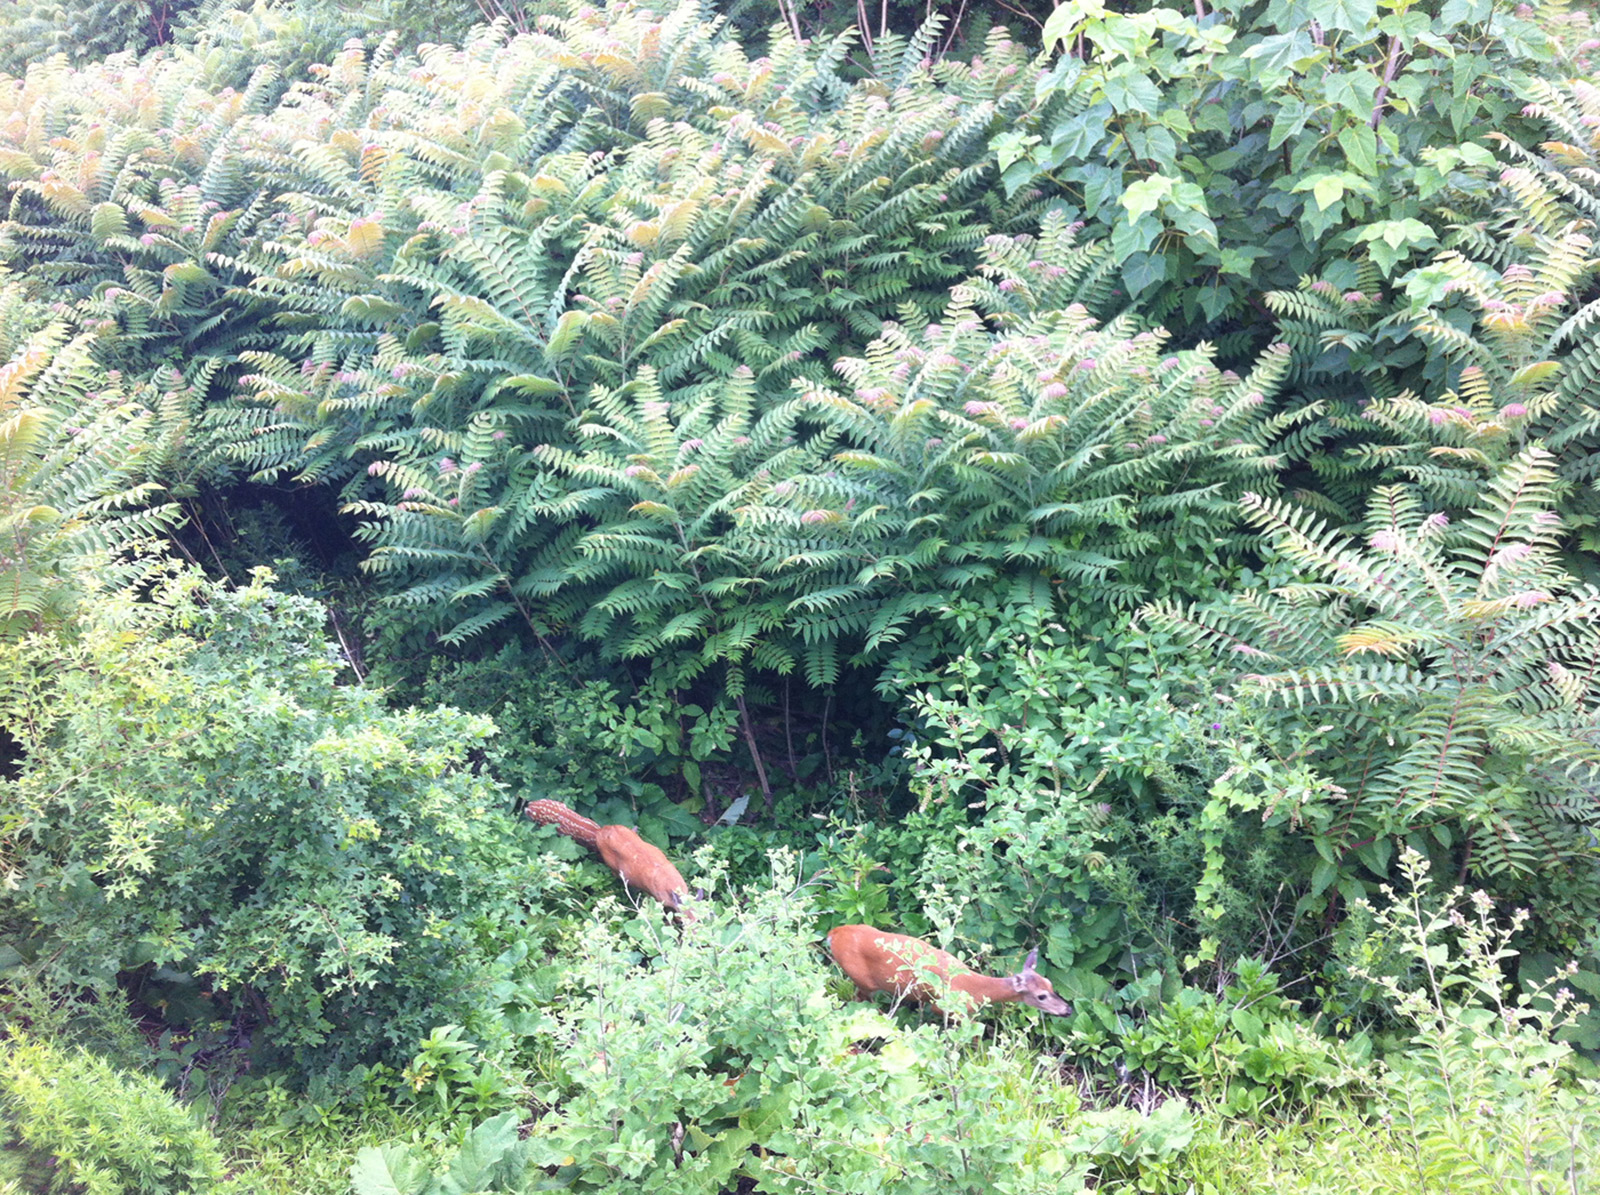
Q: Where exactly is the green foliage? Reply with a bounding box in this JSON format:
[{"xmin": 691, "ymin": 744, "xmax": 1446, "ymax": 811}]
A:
[
  {"xmin": 0, "ymin": 568, "xmax": 557, "ymax": 1073},
  {"xmin": 827, "ymin": 601, "xmax": 1299, "ymax": 992},
  {"xmin": 997, "ymin": 0, "xmax": 1552, "ymax": 331},
  {"xmin": 1338, "ymin": 848, "xmax": 1600, "ymax": 1194},
  {"xmin": 1257, "ymin": 70, "xmax": 1600, "ymax": 531},
  {"xmin": 0, "ymin": 0, "xmax": 1316, "ymax": 689},
  {"xmin": 179, "ymin": 0, "xmax": 506, "ymax": 77},
  {"xmin": 400, "ymin": 861, "xmax": 1129, "ymax": 1193},
  {"xmin": 406, "ymin": 641, "xmax": 729, "ymax": 842},
  {"xmin": 0, "ymin": 317, "xmax": 177, "ymax": 637},
  {"xmin": 1061, "ymin": 1099, "xmax": 1195, "ymax": 1190},
  {"xmin": 0, "ymin": 1035, "xmax": 225, "ymax": 1195},
  {"xmin": 350, "ymin": 1110, "xmax": 528, "ymax": 1195},
  {"xmin": 0, "ymin": 0, "xmax": 200, "ymax": 77},
  {"xmin": 352, "ymin": 213, "xmax": 1302, "ymax": 689},
  {"xmin": 1111, "ymin": 959, "xmax": 1361, "ymax": 1117},
  {"xmin": 190, "ymin": 2, "xmax": 1039, "ymax": 494},
  {"xmin": 397, "ymin": 1026, "xmax": 519, "ymax": 1119},
  {"xmin": 1146, "ymin": 448, "xmax": 1600, "ymax": 956},
  {"xmin": 0, "ymin": 44, "xmax": 289, "ymax": 502},
  {"xmin": 182, "ymin": 2, "xmax": 1048, "ymax": 660},
  {"xmin": 0, "ymin": 6, "xmax": 1598, "ymax": 1193},
  {"xmin": 1397, "ymin": 75, "xmax": 1600, "ymax": 550}
]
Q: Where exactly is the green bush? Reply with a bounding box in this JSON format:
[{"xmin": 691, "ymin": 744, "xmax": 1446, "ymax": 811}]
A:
[
  {"xmin": 355, "ymin": 859, "xmax": 1195, "ymax": 1194},
  {"xmin": 0, "ymin": 0, "xmax": 202, "ymax": 76},
  {"xmin": 0, "ymin": 314, "xmax": 178, "ymax": 639},
  {"xmin": 1341, "ymin": 849, "xmax": 1600, "ymax": 1194},
  {"xmin": 0, "ymin": 1036, "xmax": 225, "ymax": 1195},
  {"xmin": 405, "ymin": 641, "xmax": 733, "ymax": 843},
  {"xmin": 822, "ymin": 601, "xmax": 1296, "ymax": 992},
  {"xmin": 1146, "ymin": 448, "xmax": 1600, "ymax": 967},
  {"xmin": 0, "ymin": 567, "xmax": 558, "ymax": 1074},
  {"xmin": 997, "ymin": 0, "xmax": 1554, "ymax": 336}
]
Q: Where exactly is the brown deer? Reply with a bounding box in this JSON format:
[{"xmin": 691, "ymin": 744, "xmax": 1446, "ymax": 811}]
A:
[
  {"xmin": 525, "ymin": 799, "xmax": 697, "ymax": 920},
  {"xmin": 826, "ymin": 925, "xmax": 1070, "ymax": 1019}
]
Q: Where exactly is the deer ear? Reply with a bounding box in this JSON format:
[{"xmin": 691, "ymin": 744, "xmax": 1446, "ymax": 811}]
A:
[{"xmin": 1024, "ymin": 948, "xmax": 1039, "ymax": 974}]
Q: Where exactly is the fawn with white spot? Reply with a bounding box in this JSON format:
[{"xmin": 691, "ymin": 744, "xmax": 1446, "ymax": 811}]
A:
[
  {"xmin": 525, "ymin": 799, "xmax": 697, "ymax": 920},
  {"xmin": 827, "ymin": 925, "xmax": 1070, "ymax": 1018}
]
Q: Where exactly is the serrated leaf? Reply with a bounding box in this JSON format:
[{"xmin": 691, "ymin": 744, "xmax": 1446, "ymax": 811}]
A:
[
  {"xmin": 346, "ymin": 217, "xmax": 385, "ymax": 258},
  {"xmin": 91, "ymin": 202, "xmax": 127, "ymax": 240},
  {"xmin": 438, "ymin": 1111, "xmax": 521, "ymax": 1195},
  {"xmin": 546, "ymin": 310, "xmax": 588, "ymax": 360},
  {"xmin": 341, "ymin": 295, "xmax": 406, "ymax": 323},
  {"xmin": 350, "ymin": 1144, "xmax": 432, "ymax": 1195}
]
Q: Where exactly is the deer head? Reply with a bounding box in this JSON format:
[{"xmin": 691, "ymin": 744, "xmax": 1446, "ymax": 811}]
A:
[{"xmin": 1008, "ymin": 948, "xmax": 1072, "ymax": 1016}]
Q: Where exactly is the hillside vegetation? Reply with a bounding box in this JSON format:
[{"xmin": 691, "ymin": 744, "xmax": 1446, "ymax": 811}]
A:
[{"xmin": 0, "ymin": 0, "xmax": 1598, "ymax": 1191}]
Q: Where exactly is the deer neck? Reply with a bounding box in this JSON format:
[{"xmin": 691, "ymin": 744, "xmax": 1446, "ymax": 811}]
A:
[{"xmin": 949, "ymin": 972, "xmax": 1019, "ymax": 1007}]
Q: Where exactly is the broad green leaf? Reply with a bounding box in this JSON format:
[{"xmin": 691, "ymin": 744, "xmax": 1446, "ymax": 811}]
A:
[
  {"xmin": 1358, "ymin": 217, "xmax": 1438, "ymax": 273},
  {"xmin": 1219, "ymin": 245, "xmax": 1269, "ymax": 276},
  {"xmin": 1306, "ymin": 0, "xmax": 1376, "ymax": 34},
  {"xmin": 1402, "ymin": 263, "xmax": 1458, "ymax": 308},
  {"xmin": 439, "ymin": 1111, "xmax": 521, "ymax": 1195},
  {"xmin": 1197, "ymin": 282, "xmax": 1236, "ymax": 321},
  {"xmin": 1081, "ymin": 163, "xmax": 1124, "ymax": 217},
  {"xmin": 1042, "ymin": 0, "xmax": 1108, "ymax": 48},
  {"xmin": 1338, "ymin": 123, "xmax": 1379, "ymax": 176},
  {"xmin": 1001, "ymin": 159, "xmax": 1038, "ymax": 198},
  {"xmin": 1110, "ymin": 213, "xmax": 1161, "ymax": 260},
  {"xmin": 1439, "ymin": 0, "xmax": 1493, "ymax": 29},
  {"xmin": 1095, "ymin": 11, "xmax": 1160, "ymax": 58},
  {"xmin": 1125, "ymin": 122, "xmax": 1178, "ymax": 170},
  {"xmin": 1356, "ymin": 217, "xmax": 1437, "ymax": 251},
  {"xmin": 1050, "ymin": 102, "xmax": 1114, "ymax": 158},
  {"xmin": 1310, "ymin": 857, "xmax": 1337, "ymax": 897},
  {"xmin": 1122, "ymin": 251, "xmax": 1168, "ymax": 296},
  {"xmin": 1268, "ymin": 102, "xmax": 1311, "ymax": 151},
  {"xmin": 1296, "ymin": 173, "xmax": 1348, "ymax": 212},
  {"xmin": 1324, "ymin": 70, "xmax": 1380, "ymax": 119},
  {"xmin": 1355, "ymin": 837, "xmax": 1393, "ymax": 875},
  {"xmin": 1240, "ymin": 31, "xmax": 1323, "ymax": 83},
  {"xmin": 992, "ymin": 129, "xmax": 1039, "ymax": 172},
  {"xmin": 1121, "ymin": 175, "xmax": 1175, "ymax": 219},
  {"xmin": 1230, "ymin": 1008, "xmax": 1264, "ymax": 1041},
  {"xmin": 351, "ymin": 1144, "xmax": 432, "ymax": 1195},
  {"xmin": 1101, "ymin": 65, "xmax": 1163, "ymax": 114}
]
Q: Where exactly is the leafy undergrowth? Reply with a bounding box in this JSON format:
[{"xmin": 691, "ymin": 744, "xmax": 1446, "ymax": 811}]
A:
[{"xmin": 7, "ymin": 849, "xmax": 1593, "ymax": 1195}]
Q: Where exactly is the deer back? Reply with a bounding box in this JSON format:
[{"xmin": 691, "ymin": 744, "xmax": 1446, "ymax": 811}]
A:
[
  {"xmin": 827, "ymin": 925, "xmax": 964, "ymax": 1003},
  {"xmin": 827, "ymin": 927, "xmax": 1071, "ymax": 1017},
  {"xmin": 593, "ymin": 824, "xmax": 692, "ymax": 913}
]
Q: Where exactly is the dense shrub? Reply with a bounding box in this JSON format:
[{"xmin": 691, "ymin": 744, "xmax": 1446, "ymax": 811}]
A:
[
  {"xmin": 0, "ymin": 316, "xmax": 178, "ymax": 638},
  {"xmin": 0, "ymin": 3, "xmax": 1597, "ymax": 1192},
  {"xmin": 0, "ymin": 1036, "xmax": 225, "ymax": 1195},
  {"xmin": 357, "ymin": 867, "xmax": 1159, "ymax": 1194},
  {"xmin": 0, "ymin": 0, "xmax": 202, "ymax": 77},
  {"xmin": 996, "ymin": 0, "xmax": 1558, "ymax": 338},
  {"xmin": 1144, "ymin": 446, "xmax": 1600, "ymax": 1040},
  {"xmin": 0, "ymin": 568, "xmax": 557, "ymax": 1073}
]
